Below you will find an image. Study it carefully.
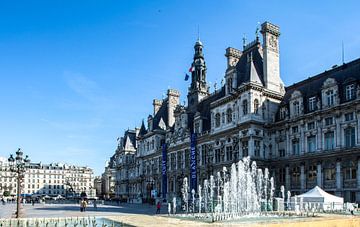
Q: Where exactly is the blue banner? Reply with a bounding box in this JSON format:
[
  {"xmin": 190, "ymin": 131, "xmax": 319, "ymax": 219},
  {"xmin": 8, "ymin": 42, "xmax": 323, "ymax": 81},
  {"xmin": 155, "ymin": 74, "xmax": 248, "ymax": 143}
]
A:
[
  {"xmin": 190, "ymin": 133, "xmax": 197, "ymax": 192},
  {"xmin": 162, "ymin": 143, "xmax": 167, "ymax": 199}
]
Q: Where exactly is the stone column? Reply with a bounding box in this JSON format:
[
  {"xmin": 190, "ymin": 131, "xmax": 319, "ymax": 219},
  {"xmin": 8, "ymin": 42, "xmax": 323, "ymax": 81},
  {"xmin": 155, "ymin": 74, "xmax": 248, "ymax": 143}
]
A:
[
  {"xmin": 335, "ymin": 117, "xmax": 341, "ymax": 148},
  {"xmin": 285, "ymin": 165, "xmax": 291, "ymax": 190},
  {"xmin": 300, "ymin": 163, "xmax": 305, "ymax": 191},
  {"xmin": 336, "ymin": 160, "xmax": 342, "ymax": 189},
  {"xmin": 249, "ymin": 137, "xmax": 254, "ymax": 157},
  {"xmin": 317, "ymin": 162, "xmax": 322, "ymax": 187}
]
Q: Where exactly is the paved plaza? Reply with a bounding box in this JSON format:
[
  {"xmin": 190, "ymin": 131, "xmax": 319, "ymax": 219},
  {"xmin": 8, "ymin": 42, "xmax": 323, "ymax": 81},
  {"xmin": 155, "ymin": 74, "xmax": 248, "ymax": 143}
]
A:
[{"xmin": 0, "ymin": 202, "xmax": 163, "ymax": 219}]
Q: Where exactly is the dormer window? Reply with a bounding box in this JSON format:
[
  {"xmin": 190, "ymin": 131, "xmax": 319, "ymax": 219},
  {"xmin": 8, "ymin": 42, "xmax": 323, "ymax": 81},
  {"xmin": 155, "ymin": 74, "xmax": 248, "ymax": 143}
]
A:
[
  {"xmin": 326, "ymin": 90, "xmax": 334, "ymax": 106},
  {"xmin": 242, "ymin": 100, "xmax": 248, "ymax": 115},
  {"xmin": 308, "ymin": 96, "xmax": 317, "ymax": 112},
  {"xmin": 215, "ymin": 113, "xmax": 221, "ymax": 127},
  {"xmin": 345, "ymin": 84, "xmax": 355, "ymax": 101},
  {"xmin": 254, "ymin": 99, "xmax": 259, "ymax": 114},
  {"xmin": 279, "ymin": 107, "xmax": 287, "ymax": 120},
  {"xmin": 293, "ymin": 101, "xmax": 300, "ymax": 116},
  {"xmin": 226, "ymin": 108, "xmax": 233, "ymax": 123}
]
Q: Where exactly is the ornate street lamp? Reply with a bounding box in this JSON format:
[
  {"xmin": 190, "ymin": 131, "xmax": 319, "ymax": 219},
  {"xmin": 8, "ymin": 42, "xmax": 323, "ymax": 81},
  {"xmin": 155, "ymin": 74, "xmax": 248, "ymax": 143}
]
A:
[{"xmin": 8, "ymin": 148, "xmax": 30, "ymax": 218}]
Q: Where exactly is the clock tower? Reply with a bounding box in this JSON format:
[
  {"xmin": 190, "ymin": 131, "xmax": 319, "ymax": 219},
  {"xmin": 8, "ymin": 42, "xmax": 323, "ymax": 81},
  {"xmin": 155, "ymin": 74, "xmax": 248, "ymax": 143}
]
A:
[{"xmin": 187, "ymin": 39, "xmax": 210, "ymax": 112}]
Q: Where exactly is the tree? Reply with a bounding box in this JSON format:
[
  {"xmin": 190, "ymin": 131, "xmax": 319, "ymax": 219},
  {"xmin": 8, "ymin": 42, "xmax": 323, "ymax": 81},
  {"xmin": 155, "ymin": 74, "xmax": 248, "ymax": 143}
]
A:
[{"xmin": 3, "ymin": 191, "xmax": 10, "ymax": 197}]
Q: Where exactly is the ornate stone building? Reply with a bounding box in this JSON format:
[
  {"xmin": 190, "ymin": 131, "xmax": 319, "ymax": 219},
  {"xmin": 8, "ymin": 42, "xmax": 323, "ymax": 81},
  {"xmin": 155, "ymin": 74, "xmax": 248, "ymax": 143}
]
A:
[{"xmin": 107, "ymin": 21, "xmax": 360, "ymax": 203}]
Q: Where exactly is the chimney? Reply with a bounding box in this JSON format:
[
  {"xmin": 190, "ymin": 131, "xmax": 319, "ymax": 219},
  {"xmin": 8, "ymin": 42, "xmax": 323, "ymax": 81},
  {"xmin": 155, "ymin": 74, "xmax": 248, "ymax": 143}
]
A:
[
  {"xmin": 260, "ymin": 21, "xmax": 284, "ymax": 94},
  {"xmin": 167, "ymin": 89, "xmax": 180, "ymax": 127},
  {"xmin": 153, "ymin": 99, "xmax": 163, "ymax": 115}
]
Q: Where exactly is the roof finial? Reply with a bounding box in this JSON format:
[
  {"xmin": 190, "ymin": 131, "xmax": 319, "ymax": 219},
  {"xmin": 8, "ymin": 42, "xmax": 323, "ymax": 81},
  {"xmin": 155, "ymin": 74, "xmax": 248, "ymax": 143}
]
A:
[
  {"xmin": 255, "ymin": 22, "xmax": 260, "ymax": 40},
  {"xmin": 342, "ymin": 40, "xmax": 345, "ymax": 64},
  {"xmin": 197, "ymin": 25, "xmax": 200, "ymax": 42},
  {"xmin": 242, "ymin": 33, "xmax": 247, "ymax": 50}
]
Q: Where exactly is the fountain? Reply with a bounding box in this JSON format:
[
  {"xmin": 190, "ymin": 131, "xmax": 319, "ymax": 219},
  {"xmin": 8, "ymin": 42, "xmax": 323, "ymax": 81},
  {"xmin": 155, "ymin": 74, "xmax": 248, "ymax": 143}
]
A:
[{"xmin": 180, "ymin": 157, "xmax": 283, "ymax": 222}]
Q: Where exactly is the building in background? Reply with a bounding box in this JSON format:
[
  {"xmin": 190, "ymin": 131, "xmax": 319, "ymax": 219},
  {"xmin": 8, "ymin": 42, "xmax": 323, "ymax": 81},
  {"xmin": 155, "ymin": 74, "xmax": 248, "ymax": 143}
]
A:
[
  {"xmin": 0, "ymin": 157, "xmax": 95, "ymax": 199},
  {"xmin": 104, "ymin": 21, "xmax": 360, "ymax": 203},
  {"xmin": 101, "ymin": 157, "xmax": 116, "ymax": 199}
]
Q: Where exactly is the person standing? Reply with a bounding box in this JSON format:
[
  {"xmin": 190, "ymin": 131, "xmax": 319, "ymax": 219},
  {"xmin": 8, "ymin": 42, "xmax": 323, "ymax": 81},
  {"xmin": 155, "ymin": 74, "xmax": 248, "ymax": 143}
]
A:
[{"xmin": 156, "ymin": 201, "xmax": 161, "ymax": 214}]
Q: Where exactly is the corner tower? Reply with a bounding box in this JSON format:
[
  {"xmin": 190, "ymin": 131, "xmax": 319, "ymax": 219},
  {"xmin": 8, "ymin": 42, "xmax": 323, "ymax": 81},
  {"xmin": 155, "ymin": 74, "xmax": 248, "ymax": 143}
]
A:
[
  {"xmin": 187, "ymin": 39, "xmax": 210, "ymax": 112},
  {"xmin": 261, "ymin": 22, "xmax": 285, "ymax": 94}
]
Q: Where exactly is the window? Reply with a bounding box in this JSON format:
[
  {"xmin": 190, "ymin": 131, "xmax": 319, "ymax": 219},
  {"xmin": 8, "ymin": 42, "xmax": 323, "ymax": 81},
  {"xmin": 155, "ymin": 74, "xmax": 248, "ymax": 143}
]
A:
[
  {"xmin": 308, "ymin": 96, "xmax": 317, "ymax": 112},
  {"xmin": 344, "ymin": 162, "xmax": 357, "ymax": 180},
  {"xmin": 308, "ymin": 165, "xmax": 317, "ymax": 181},
  {"xmin": 242, "ymin": 141, "xmax": 248, "ymax": 157},
  {"xmin": 325, "ymin": 168, "xmax": 336, "ymax": 181},
  {"xmin": 254, "ymin": 140, "xmax": 260, "ymax": 157},
  {"xmin": 222, "ymin": 112, "xmax": 225, "ymax": 124},
  {"xmin": 292, "ymin": 139, "xmax": 300, "ymax": 155},
  {"xmin": 292, "ymin": 126, "xmax": 299, "ymax": 134},
  {"xmin": 279, "ymin": 108, "xmax": 287, "ymax": 120},
  {"xmin": 293, "ymin": 101, "xmax": 300, "ymax": 116},
  {"xmin": 292, "ymin": 167, "xmax": 300, "ymax": 185},
  {"xmin": 324, "ymin": 132, "xmax": 335, "ymax": 150},
  {"xmin": 307, "ymin": 122, "xmax": 315, "ymax": 130},
  {"xmin": 201, "ymin": 148, "xmax": 207, "ymax": 166},
  {"xmin": 226, "ymin": 108, "xmax": 233, "ymax": 123},
  {"xmin": 225, "ymin": 146, "xmax": 233, "ymax": 161},
  {"xmin": 326, "ymin": 90, "xmax": 335, "ymax": 106},
  {"xmin": 344, "ymin": 127, "xmax": 355, "ymax": 148},
  {"xmin": 215, "ymin": 149, "xmax": 221, "ymax": 163},
  {"xmin": 254, "ymin": 99, "xmax": 259, "ymax": 114},
  {"xmin": 307, "ymin": 136, "xmax": 316, "ymax": 152},
  {"xmin": 345, "ymin": 84, "xmax": 355, "ymax": 101},
  {"xmin": 242, "ymin": 100, "xmax": 248, "ymax": 115},
  {"xmin": 215, "ymin": 113, "xmax": 221, "ymax": 127},
  {"xmin": 345, "ymin": 112, "xmax": 354, "ymax": 121},
  {"xmin": 325, "ymin": 117, "xmax": 333, "ymax": 126},
  {"xmin": 279, "ymin": 168, "xmax": 286, "ymax": 184}
]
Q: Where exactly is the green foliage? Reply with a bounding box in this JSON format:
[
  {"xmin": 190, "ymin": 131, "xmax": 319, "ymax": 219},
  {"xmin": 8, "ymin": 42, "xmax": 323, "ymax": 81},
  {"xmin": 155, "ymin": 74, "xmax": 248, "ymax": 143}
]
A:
[{"xmin": 3, "ymin": 191, "xmax": 10, "ymax": 197}]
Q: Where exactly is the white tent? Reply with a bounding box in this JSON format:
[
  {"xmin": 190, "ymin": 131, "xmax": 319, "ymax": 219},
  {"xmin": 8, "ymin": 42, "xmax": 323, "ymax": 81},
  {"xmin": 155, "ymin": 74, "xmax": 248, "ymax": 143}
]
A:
[{"xmin": 291, "ymin": 186, "xmax": 344, "ymax": 211}]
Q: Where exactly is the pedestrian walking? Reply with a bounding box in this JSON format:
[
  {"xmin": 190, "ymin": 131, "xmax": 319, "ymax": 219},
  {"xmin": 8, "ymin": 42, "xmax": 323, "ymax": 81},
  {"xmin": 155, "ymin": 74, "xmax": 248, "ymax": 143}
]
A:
[
  {"xmin": 83, "ymin": 200, "xmax": 87, "ymax": 212},
  {"xmin": 80, "ymin": 200, "xmax": 84, "ymax": 212},
  {"xmin": 93, "ymin": 199, "xmax": 97, "ymax": 210},
  {"xmin": 156, "ymin": 201, "xmax": 161, "ymax": 214}
]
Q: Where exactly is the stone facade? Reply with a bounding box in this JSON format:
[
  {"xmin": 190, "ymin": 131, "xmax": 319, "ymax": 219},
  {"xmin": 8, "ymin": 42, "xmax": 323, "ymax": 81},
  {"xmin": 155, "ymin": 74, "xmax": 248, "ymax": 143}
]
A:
[
  {"xmin": 0, "ymin": 157, "xmax": 95, "ymax": 198},
  {"xmin": 107, "ymin": 21, "xmax": 360, "ymax": 203}
]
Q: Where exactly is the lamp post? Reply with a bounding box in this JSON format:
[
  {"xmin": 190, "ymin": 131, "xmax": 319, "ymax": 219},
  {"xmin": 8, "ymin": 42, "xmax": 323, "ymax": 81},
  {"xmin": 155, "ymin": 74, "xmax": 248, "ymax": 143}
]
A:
[{"xmin": 8, "ymin": 148, "xmax": 30, "ymax": 218}]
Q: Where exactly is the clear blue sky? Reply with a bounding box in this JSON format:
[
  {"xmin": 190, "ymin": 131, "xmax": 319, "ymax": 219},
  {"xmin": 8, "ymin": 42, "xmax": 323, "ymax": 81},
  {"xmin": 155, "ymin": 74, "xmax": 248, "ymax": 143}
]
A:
[{"xmin": 0, "ymin": 1, "xmax": 359, "ymax": 175}]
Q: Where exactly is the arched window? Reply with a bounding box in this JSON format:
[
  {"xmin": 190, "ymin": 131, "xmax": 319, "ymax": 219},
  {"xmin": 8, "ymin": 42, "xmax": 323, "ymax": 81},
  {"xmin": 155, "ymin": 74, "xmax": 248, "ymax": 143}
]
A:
[
  {"xmin": 242, "ymin": 100, "xmax": 248, "ymax": 115},
  {"xmin": 221, "ymin": 112, "xmax": 225, "ymax": 124},
  {"xmin": 254, "ymin": 99, "xmax": 259, "ymax": 114},
  {"xmin": 293, "ymin": 101, "xmax": 300, "ymax": 116},
  {"xmin": 215, "ymin": 113, "xmax": 221, "ymax": 127},
  {"xmin": 226, "ymin": 108, "xmax": 233, "ymax": 123}
]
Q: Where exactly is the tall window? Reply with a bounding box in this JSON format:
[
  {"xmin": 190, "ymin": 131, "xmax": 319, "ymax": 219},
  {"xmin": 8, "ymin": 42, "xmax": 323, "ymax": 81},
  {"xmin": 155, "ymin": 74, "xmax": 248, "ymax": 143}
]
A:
[
  {"xmin": 242, "ymin": 100, "xmax": 248, "ymax": 115},
  {"xmin": 254, "ymin": 140, "xmax": 261, "ymax": 157},
  {"xmin": 242, "ymin": 141, "xmax": 248, "ymax": 157},
  {"xmin": 215, "ymin": 113, "xmax": 221, "ymax": 127},
  {"xmin": 344, "ymin": 127, "xmax": 355, "ymax": 148},
  {"xmin": 226, "ymin": 108, "xmax": 233, "ymax": 123},
  {"xmin": 293, "ymin": 101, "xmax": 300, "ymax": 116},
  {"xmin": 225, "ymin": 146, "xmax": 233, "ymax": 161},
  {"xmin": 307, "ymin": 122, "xmax": 315, "ymax": 130},
  {"xmin": 308, "ymin": 96, "xmax": 317, "ymax": 112},
  {"xmin": 292, "ymin": 139, "xmax": 300, "ymax": 155},
  {"xmin": 324, "ymin": 132, "xmax": 335, "ymax": 150},
  {"xmin": 326, "ymin": 90, "xmax": 335, "ymax": 106},
  {"xmin": 307, "ymin": 135, "xmax": 316, "ymax": 152},
  {"xmin": 222, "ymin": 112, "xmax": 225, "ymax": 124},
  {"xmin": 254, "ymin": 99, "xmax": 259, "ymax": 114},
  {"xmin": 308, "ymin": 164, "xmax": 317, "ymax": 181},
  {"xmin": 344, "ymin": 161, "xmax": 357, "ymax": 180},
  {"xmin": 215, "ymin": 149, "xmax": 221, "ymax": 163},
  {"xmin": 345, "ymin": 112, "xmax": 354, "ymax": 121},
  {"xmin": 292, "ymin": 167, "xmax": 300, "ymax": 185},
  {"xmin": 201, "ymin": 148, "xmax": 207, "ymax": 166},
  {"xmin": 325, "ymin": 117, "xmax": 333, "ymax": 126},
  {"xmin": 325, "ymin": 168, "xmax": 336, "ymax": 181},
  {"xmin": 345, "ymin": 84, "xmax": 355, "ymax": 101},
  {"xmin": 279, "ymin": 168, "xmax": 286, "ymax": 184}
]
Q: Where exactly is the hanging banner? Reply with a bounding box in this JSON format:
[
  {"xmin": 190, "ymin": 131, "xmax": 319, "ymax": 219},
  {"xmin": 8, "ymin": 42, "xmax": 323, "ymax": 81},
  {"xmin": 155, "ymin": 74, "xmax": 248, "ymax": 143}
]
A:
[
  {"xmin": 162, "ymin": 143, "xmax": 167, "ymax": 199},
  {"xmin": 190, "ymin": 133, "xmax": 197, "ymax": 192}
]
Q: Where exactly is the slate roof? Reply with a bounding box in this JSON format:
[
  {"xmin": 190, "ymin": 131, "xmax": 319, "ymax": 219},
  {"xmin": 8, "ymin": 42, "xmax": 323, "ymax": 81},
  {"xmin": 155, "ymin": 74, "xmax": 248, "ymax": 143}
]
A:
[
  {"xmin": 123, "ymin": 129, "xmax": 137, "ymax": 149},
  {"xmin": 139, "ymin": 120, "xmax": 147, "ymax": 136},
  {"xmin": 152, "ymin": 99, "xmax": 169, "ymax": 130},
  {"xmin": 235, "ymin": 41, "xmax": 264, "ymax": 86},
  {"xmin": 276, "ymin": 57, "xmax": 360, "ymax": 119},
  {"xmin": 194, "ymin": 86, "xmax": 226, "ymax": 132}
]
